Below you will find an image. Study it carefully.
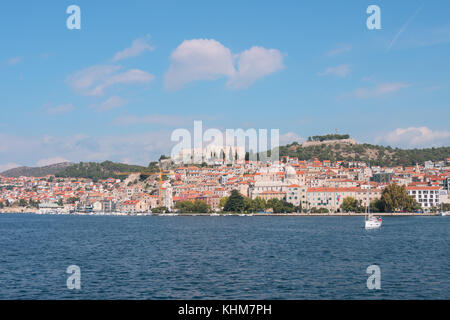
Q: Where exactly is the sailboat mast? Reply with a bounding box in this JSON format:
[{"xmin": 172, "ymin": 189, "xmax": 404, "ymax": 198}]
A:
[
  {"xmin": 368, "ymin": 175, "xmax": 371, "ymax": 216},
  {"xmin": 366, "ymin": 161, "xmax": 371, "ymax": 219}
]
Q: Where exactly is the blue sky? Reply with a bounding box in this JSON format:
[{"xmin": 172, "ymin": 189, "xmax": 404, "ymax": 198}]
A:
[{"xmin": 1, "ymin": 0, "xmax": 450, "ymax": 169}]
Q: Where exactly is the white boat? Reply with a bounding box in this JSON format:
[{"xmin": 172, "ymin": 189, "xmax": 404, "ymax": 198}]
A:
[
  {"xmin": 365, "ymin": 215, "xmax": 382, "ymax": 229},
  {"xmin": 210, "ymin": 213, "xmax": 220, "ymax": 216},
  {"xmin": 440, "ymin": 211, "xmax": 448, "ymax": 216},
  {"xmin": 364, "ymin": 172, "xmax": 382, "ymax": 229}
]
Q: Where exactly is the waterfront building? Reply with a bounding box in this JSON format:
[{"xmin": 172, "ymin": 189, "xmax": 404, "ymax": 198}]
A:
[
  {"xmin": 406, "ymin": 186, "xmax": 441, "ymax": 211},
  {"xmin": 38, "ymin": 202, "xmax": 64, "ymax": 214},
  {"xmin": 259, "ymin": 190, "xmax": 286, "ymax": 201}
]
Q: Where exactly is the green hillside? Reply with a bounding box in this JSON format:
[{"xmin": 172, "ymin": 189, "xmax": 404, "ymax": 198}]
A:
[
  {"xmin": 1, "ymin": 162, "xmax": 73, "ymax": 178},
  {"xmin": 55, "ymin": 161, "xmax": 147, "ymax": 181},
  {"xmin": 277, "ymin": 142, "xmax": 450, "ymax": 166}
]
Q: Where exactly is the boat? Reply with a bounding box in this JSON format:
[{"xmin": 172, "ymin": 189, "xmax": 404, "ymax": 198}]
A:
[
  {"xmin": 210, "ymin": 213, "xmax": 220, "ymax": 216},
  {"xmin": 364, "ymin": 173, "xmax": 382, "ymax": 229},
  {"xmin": 438, "ymin": 203, "xmax": 448, "ymax": 216}
]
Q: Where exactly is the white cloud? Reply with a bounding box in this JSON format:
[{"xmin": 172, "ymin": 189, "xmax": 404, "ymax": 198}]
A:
[
  {"xmin": 112, "ymin": 35, "xmax": 155, "ymax": 61},
  {"xmin": 279, "ymin": 132, "xmax": 304, "ymax": 145},
  {"xmin": 164, "ymin": 39, "xmax": 235, "ymax": 90},
  {"xmin": 164, "ymin": 39, "xmax": 284, "ymax": 90},
  {"xmin": 349, "ymin": 82, "xmax": 410, "ymax": 99},
  {"xmin": 37, "ymin": 157, "xmax": 70, "ymax": 167},
  {"xmin": 67, "ymin": 65, "xmax": 154, "ymax": 96},
  {"xmin": 227, "ymin": 46, "xmax": 284, "ymax": 89},
  {"xmin": 326, "ymin": 44, "xmax": 352, "ymax": 56},
  {"xmin": 0, "ymin": 132, "xmax": 174, "ymax": 167},
  {"xmin": 92, "ymin": 69, "xmax": 154, "ymax": 96},
  {"xmin": 67, "ymin": 65, "xmax": 119, "ymax": 95},
  {"xmin": 376, "ymin": 127, "xmax": 450, "ymax": 147},
  {"xmin": 93, "ymin": 96, "xmax": 127, "ymax": 112},
  {"xmin": 7, "ymin": 57, "xmax": 22, "ymax": 65},
  {"xmin": 318, "ymin": 64, "xmax": 350, "ymax": 78},
  {"xmin": 0, "ymin": 163, "xmax": 21, "ymax": 173},
  {"xmin": 44, "ymin": 103, "xmax": 75, "ymax": 115}
]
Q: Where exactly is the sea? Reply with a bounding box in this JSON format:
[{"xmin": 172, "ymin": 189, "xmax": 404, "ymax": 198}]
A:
[{"xmin": 0, "ymin": 213, "xmax": 448, "ymax": 299}]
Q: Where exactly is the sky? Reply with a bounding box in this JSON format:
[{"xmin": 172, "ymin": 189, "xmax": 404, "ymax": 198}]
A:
[{"xmin": 1, "ymin": 0, "xmax": 450, "ymax": 170}]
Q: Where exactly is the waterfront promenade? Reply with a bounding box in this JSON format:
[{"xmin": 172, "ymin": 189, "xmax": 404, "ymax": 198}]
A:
[{"xmin": 0, "ymin": 210, "xmax": 440, "ymax": 216}]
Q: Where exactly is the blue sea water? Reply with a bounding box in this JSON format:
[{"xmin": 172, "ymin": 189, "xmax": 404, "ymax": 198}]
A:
[{"xmin": 0, "ymin": 214, "xmax": 448, "ymax": 299}]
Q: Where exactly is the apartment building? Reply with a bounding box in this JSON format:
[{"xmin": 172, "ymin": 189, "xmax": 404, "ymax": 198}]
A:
[{"xmin": 406, "ymin": 186, "xmax": 441, "ymax": 211}]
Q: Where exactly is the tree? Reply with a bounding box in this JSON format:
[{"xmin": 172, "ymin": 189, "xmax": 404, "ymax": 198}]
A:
[
  {"xmin": 310, "ymin": 207, "xmax": 329, "ymax": 213},
  {"xmin": 253, "ymin": 197, "xmax": 267, "ymax": 212},
  {"xmin": 267, "ymin": 198, "xmax": 295, "ymax": 213},
  {"xmin": 243, "ymin": 197, "xmax": 253, "ymax": 213},
  {"xmin": 370, "ymin": 199, "xmax": 383, "ymax": 213},
  {"xmin": 219, "ymin": 197, "xmax": 228, "ymax": 210},
  {"xmin": 67, "ymin": 197, "xmax": 80, "ymax": 204},
  {"xmin": 223, "ymin": 190, "xmax": 245, "ymax": 212},
  {"xmin": 18, "ymin": 199, "xmax": 28, "ymax": 207},
  {"xmin": 192, "ymin": 200, "xmax": 209, "ymax": 213},
  {"xmin": 28, "ymin": 199, "xmax": 40, "ymax": 208},
  {"xmin": 152, "ymin": 206, "xmax": 168, "ymax": 213},
  {"xmin": 342, "ymin": 197, "xmax": 358, "ymax": 212},
  {"xmin": 175, "ymin": 200, "xmax": 209, "ymax": 213},
  {"xmin": 380, "ymin": 184, "xmax": 420, "ymax": 212}
]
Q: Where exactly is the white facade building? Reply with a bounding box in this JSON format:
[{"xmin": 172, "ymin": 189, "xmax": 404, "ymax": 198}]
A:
[{"xmin": 406, "ymin": 186, "xmax": 441, "ymax": 211}]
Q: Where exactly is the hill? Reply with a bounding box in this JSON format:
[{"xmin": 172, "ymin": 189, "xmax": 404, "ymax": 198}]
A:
[
  {"xmin": 55, "ymin": 161, "xmax": 148, "ymax": 182},
  {"xmin": 277, "ymin": 141, "xmax": 450, "ymax": 166},
  {"xmin": 0, "ymin": 162, "xmax": 73, "ymax": 177}
]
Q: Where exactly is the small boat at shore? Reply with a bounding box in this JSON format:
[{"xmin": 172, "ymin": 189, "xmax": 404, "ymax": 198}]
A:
[{"xmin": 364, "ymin": 173, "xmax": 381, "ymax": 229}]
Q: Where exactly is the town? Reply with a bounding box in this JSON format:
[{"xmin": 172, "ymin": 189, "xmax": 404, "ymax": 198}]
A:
[{"xmin": 1, "ymin": 151, "xmax": 449, "ymax": 216}]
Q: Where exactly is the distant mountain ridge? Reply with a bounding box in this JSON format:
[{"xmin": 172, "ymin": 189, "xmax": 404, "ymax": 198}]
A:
[
  {"xmin": 0, "ymin": 162, "xmax": 73, "ymax": 177},
  {"xmin": 55, "ymin": 161, "xmax": 148, "ymax": 182},
  {"xmin": 2, "ymin": 136, "xmax": 449, "ymax": 178}
]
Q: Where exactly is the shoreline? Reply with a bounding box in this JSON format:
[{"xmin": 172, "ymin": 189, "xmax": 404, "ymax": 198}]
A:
[{"xmin": 0, "ymin": 211, "xmax": 441, "ymax": 217}]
